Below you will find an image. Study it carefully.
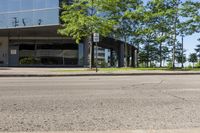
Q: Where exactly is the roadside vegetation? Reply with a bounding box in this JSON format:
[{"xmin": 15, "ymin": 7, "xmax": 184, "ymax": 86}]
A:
[
  {"xmin": 52, "ymin": 67, "xmax": 200, "ymax": 73},
  {"xmin": 59, "ymin": 0, "xmax": 200, "ymax": 69}
]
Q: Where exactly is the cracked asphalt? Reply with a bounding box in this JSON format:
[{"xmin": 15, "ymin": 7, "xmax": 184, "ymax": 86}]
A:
[{"xmin": 1, "ymin": 75, "xmax": 200, "ymax": 132}]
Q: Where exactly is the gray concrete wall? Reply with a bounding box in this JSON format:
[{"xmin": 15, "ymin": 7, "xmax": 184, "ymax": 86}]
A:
[{"xmin": 0, "ymin": 37, "xmax": 9, "ymax": 66}]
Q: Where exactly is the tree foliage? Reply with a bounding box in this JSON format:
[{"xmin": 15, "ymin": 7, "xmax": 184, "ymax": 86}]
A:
[
  {"xmin": 189, "ymin": 53, "xmax": 198, "ymax": 67},
  {"xmin": 59, "ymin": 0, "xmax": 200, "ymax": 68}
]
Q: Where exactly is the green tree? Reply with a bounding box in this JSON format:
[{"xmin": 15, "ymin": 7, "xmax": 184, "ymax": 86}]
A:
[
  {"xmin": 175, "ymin": 41, "xmax": 187, "ymax": 67},
  {"xmin": 195, "ymin": 39, "xmax": 200, "ymax": 62},
  {"xmin": 188, "ymin": 53, "xmax": 198, "ymax": 67},
  {"xmin": 59, "ymin": 0, "xmax": 117, "ymax": 68},
  {"xmin": 59, "ymin": 0, "xmax": 200, "ymax": 69},
  {"xmin": 59, "ymin": 0, "xmax": 117, "ymax": 43},
  {"xmin": 176, "ymin": 55, "xmax": 186, "ymax": 67}
]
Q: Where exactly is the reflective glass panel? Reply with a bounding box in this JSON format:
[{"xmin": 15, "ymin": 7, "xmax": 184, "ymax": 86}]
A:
[
  {"xmin": 7, "ymin": 13, "xmax": 20, "ymax": 28},
  {"xmin": 45, "ymin": 9, "xmax": 59, "ymax": 25},
  {"xmin": 46, "ymin": 0, "xmax": 59, "ymax": 8},
  {"xmin": 21, "ymin": 0, "xmax": 34, "ymax": 10},
  {"xmin": 0, "ymin": 0, "xmax": 60, "ymax": 29},
  {"xmin": 33, "ymin": 10, "xmax": 45, "ymax": 26},
  {"xmin": 34, "ymin": 0, "xmax": 46, "ymax": 9},
  {"xmin": 8, "ymin": 0, "xmax": 20, "ymax": 12},
  {"xmin": 0, "ymin": 0, "xmax": 8, "ymax": 12},
  {"xmin": 0, "ymin": 14, "xmax": 7, "ymax": 28},
  {"xmin": 20, "ymin": 11, "xmax": 33, "ymax": 26}
]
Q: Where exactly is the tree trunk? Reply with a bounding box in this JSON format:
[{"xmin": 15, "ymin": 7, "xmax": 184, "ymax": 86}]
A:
[
  {"xmin": 159, "ymin": 43, "xmax": 162, "ymax": 68},
  {"xmin": 172, "ymin": 2, "xmax": 179, "ymax": 70},
  {"xmin": 181, "ymin": 35, "xmax": 184, "ymax": 68},
  {"xmin": 137, "ymin": 44, "xmax": 139, "ymax": 67},
  {"xmin": 89, "ymin": 35, "xmax": 93, "ymax": 69},
  {"xmin": 146, "ymin": 42, "xmax": 149, "ymax": 68}
]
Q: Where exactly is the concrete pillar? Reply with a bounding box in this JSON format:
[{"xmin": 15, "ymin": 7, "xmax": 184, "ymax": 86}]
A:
[
  {"xmin": 131, "ymin": 47, "xmax": 135, "ymax": 68},
  {"xmin": 124, "ymin": 44, "xmax": 128, "ymax": 67},
  {"xmin": 110, "ymin": 48, "xmax": 114, "ymax": 67},
  {"xmin": 83, "ymin": 37, "xmax": 90, "ymax": 68},
  {"xmin": 136, "ymin": 49, "xmax": 139, "ymax": 67},
  {"xmin": 0, "ymin": 37, "xmax": 9, "ymax": 66},
  {"xmin": 78, "ymin": 43, "xmax": 84, "ymax": 66},
  {"xmin": 127, "ymin": 45, "xmax": 130, "ymax": 67},
  {"xmin": 91, "ymin": 43, "xmax": 94, "ymax": 67},
  {"xmin": 118, "ymin": 44, "xmax": 124, "ymax": 67}
]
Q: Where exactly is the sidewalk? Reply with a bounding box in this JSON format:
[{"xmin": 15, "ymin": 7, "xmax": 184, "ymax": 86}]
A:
[
  {"xmin": 1, "ymin": 128, "xmax": 200, "ymax": 133},
  {"xmin": 1, "ymin": 67, "xmax": 200, "ymax": 77}
]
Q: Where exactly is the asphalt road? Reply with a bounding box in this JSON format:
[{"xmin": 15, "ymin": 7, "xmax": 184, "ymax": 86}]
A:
[{"xmin": 1, "ymin": 75, "xmax": 200, "ymax": 132}]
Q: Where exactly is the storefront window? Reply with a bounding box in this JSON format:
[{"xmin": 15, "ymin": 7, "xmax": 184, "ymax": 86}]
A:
[{"xmin": 19, "ymin": 42, "xmax": 79, "ymax": 66}]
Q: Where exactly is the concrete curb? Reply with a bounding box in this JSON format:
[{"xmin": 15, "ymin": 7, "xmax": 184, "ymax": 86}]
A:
[
  {"xmin": 1, "ymin": 128, "xmax": 200, "ymax": 133},
  {"xmin": 1, "ymin": 72, "xmax": 200, "ymax": 77}
]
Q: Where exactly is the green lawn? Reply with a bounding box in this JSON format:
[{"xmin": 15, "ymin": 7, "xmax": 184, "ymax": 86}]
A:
[
  {"xmin": 51, "ymin": 67, "xmax": 200, "ymax": 73},
  {"xmin": 99, "ymin": 67, "xmax": 168, "ymax": 71}
]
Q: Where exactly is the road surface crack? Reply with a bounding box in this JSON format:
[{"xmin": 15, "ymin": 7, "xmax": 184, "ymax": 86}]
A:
[{"xmin": 153, "ymin": 80, "xmax": 188, "ymax": 102}]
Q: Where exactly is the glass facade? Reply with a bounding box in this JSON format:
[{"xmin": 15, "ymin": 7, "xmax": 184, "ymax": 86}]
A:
[
  {"xmin": 18, "ymin": 42, "xmax": 81, "ymax": 66},
  {"xmin": 0, "ymin": 0, "xmax": 60, "ymax": 29}
]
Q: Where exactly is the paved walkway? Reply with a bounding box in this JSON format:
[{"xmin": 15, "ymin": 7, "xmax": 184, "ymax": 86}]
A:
[{"xmin": 0, "ymin": 67, "xmax": 200, "ymax": 77}]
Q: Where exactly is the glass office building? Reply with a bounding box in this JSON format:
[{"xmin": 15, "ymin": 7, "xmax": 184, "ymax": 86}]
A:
[
  {"xmin": 0, "ymin": 0, "xmax": 138, "ymax": 67},
  {"xmin": 0, "ymin": 0, "xmax": 85, "ymax": 66},
  {"xmin": 0, "ymin": 0, "xmax": 59, "ymax": 29}
]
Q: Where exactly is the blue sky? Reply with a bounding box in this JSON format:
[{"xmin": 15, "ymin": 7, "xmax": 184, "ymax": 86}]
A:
[{"xmin": 181, "ymin": 33, "xmax": 199, "ymax": 56}]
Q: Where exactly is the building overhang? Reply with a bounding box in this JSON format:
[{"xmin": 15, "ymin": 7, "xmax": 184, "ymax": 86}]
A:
[
  {"xmin": 0, "ymin": 25, "xmax": 137, "ymax": 50},
  {"xmin": 0, "ymin": 25, "xmax": 63, "ymax": 37}
]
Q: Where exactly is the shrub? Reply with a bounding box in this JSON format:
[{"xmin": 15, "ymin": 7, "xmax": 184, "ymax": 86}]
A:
[
  {"xmin": 195, "ymin": 62, "xmax": 200, "ymax": 68},
  {"xmin": 19, "ymin": 57, "xmax": 40, "ymax": 65},
  {"xmin": 188, "ymin": 64, "xmax": 193, "ymax": 69},
  {"xmin": 167, "ymin": 61, "xmax": 173, "ymax": 69}
]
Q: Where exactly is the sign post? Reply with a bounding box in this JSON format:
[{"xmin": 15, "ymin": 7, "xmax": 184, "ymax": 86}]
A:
[{"xmin": 93, "ymin": 33, "xmax": 99, "ymax": 72}]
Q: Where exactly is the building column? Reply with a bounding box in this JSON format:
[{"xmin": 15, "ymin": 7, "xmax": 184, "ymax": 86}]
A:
[
  {"xmin": 0, "ymin": 37, "xmax": 9, "ymax": 66},
  {"xmin": 118, "ymin": 44, "xmax": 124, "ymax": 67},
  {"xmin": 131, "ymin": 47, "xmax": 139, "ymax": 68},
  {"xmin": 127, "ymin": 45, "xmax": 131, "ymax": 67},
  {"xmin": 135, "ymin": 49, "xmax": 139, "ymax": 68},
  {"xmin": 91, "ymin": 43, "xmax": 95, "ymax": 67},
  {"xmin": 110, "ymin": 48, "xmax": 114, "ymax": 67},
  {"xmin": 131, "ymin": 47, "xmax": 135, "ymax": 68},
  {"xmin": 83, "ymin": 37, "xmax": 91, "ymax": 68}
]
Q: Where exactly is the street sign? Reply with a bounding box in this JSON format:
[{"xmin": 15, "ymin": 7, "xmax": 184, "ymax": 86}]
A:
[{"xmin": 93, "ymin": 33, "xmax": 99, "ymax": 42}]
